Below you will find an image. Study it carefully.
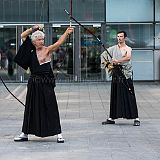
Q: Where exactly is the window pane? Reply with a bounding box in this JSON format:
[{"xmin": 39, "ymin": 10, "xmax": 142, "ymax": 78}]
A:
[
  {"xmin": 132, "ymin": 50, "xmax": 153, "ymax": 80},
  {"xmin": 0, "ymin": 0, "xmax": 48, "ymax": 23},
  {"xmin": 81, "ymin": 27, "xmax": 101, "ymax": 81},
  {"xmin": 51, "ymin": 27, "xmax": 74, "ymax": 82},
  {"xmin": 106, "ymin": 24, "xmax": 153, "ymax": 49},
  {"xmin": 155, "ymin": 0, "xmax": 160, "ymax": 21},
  {"xmin": 49, "ymin": 0, "xmax": 105, "ymax": 23},
  {"xmin": 106, "ymin": 0, "xmax": 153, "ymax": 22},
  {"xmin": 155, "ymin": 24, "xmax": 160, "ymax": 49},
  {"xmin": 0, "ymin": 27, "xmax": 17, "ymax": 80}
]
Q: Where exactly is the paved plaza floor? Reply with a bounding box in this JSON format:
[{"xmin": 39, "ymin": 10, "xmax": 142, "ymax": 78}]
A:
[{"xmin": 0, "ymin": 81, "xmax": 160, "ymax": 160}]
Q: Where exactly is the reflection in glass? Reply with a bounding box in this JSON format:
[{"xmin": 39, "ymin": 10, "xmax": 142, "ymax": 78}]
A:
[
  {"xmin": 81, "ymin": 27, "xmax": 101, "ymax": 81},
  {"xmin": 0, "ymin": 27, "xmax": 16, "ymax": 81},
  {"xmin": 155, "ymin": 24, "xmax": 160, "ymax": 49},
  {"xmin": 106, "ymin": 24, "xmax": 154, "ymax": 49},
  {"xmin": 51, "ymin": 27, "xmax": 74, "ymax": 82}
]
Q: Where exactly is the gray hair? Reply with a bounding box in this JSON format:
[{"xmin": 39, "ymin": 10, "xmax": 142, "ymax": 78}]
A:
[{"xmin": 31, "ymin": 30, "xmax": 45, "ymax": 41}]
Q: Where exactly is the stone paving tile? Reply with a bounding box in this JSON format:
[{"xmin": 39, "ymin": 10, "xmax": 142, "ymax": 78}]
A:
[{"xmin": 0, "ymin": 82, "xmax": 160, "ymax": 160}]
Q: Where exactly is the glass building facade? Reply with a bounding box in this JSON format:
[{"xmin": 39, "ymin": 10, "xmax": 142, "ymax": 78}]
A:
[{"xmin": 0, "ymin": 0, "xmax": 159, "ymax": 82}]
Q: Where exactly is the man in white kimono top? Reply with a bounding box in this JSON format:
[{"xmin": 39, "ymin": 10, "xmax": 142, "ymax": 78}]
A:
[{"xmin": 101, "ymin": 31, "xmax": 140, "ymax": 126}]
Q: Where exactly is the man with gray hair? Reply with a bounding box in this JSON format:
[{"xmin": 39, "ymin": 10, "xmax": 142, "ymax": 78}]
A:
[
  {"xmin": 14, "ymin": 25, "xmax": 73, "ymax": 143},
  {"xmin": 30, "ymin": 30, "xmax": 45, "ymax": 42}
]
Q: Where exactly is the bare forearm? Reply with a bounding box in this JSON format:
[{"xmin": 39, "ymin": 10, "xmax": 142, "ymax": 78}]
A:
[
  {"xmin": 112, "ymin": 56, "xmax": 130, "ymax": 65},
  {"xmin": 21, "ymin": 28, "xmax": 32, "ymax": 41},
  {"xmin": 57, "ymin": 31, "xmax": 69, "ymax": 46},
  {"xmin": 48, "ymin": 27, "xmax": 73, "ymax": 52},
  {"xmin": 117, "ymin": 56, "xmax": 130, "ymax": 63}
]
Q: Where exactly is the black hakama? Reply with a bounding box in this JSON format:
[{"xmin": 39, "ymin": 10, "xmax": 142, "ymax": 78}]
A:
[
  {"xmin": 22, "ymin": 68, "xmax": 62, "ymax": 137},
  {"xmin": 109, "ymin": 65, "xmax": 138, "ymax": 119},
  {"xmin": 14, "ymin": 36, "xmax": 62, "ymax": 137}
]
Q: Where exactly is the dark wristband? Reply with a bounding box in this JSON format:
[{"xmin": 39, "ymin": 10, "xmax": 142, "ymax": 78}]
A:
[{"xmin": 32, "ymin": 25, "xmax": 39, "ymax": 33}]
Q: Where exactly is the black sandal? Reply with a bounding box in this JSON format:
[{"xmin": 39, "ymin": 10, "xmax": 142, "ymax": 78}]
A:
[
  {"xmin": 102, "ymin": 119, "xmax": 115, "ymax": 125},
  {"xmin": 133, "ymin": 120, "xmax": 140, "ymax": 126}
]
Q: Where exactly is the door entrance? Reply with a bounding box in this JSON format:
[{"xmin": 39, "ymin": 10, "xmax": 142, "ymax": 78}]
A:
[
  {"xmin": 52, "ymin": 26, "xmax": 74, "ymax": 82},
  {"xmin": 0, "ymin": 24, "xmax": 103, "ymax": 82},
  {"xmin": 81, "ymin": 26, "xmax": 101, "ymax": 81},
  {"xmin": 0, "ymin": 25, "xmax": 17, "ymax": 81}
]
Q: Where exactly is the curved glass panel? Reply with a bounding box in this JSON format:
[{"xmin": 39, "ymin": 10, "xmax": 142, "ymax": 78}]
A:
[{"xmin": 81, "ymin": 27, "xmax": 101, "ymax": 81}]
